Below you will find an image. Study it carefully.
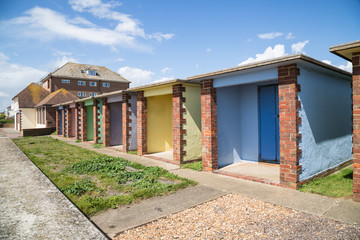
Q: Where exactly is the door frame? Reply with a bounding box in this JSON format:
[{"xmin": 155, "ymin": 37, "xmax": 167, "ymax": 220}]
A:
[{"xmin": 258, "ymin": 84, "xmax": 280, "ymax": 163}]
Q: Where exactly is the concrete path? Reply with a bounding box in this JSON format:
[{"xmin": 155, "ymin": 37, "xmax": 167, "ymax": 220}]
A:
[
  {"xmin": 52, "ymin": 135, "xmax": 360, "ymax": 233},
  {"xmin": 0, "ymin": 130, "xmax": 108, "ymax": 240}
]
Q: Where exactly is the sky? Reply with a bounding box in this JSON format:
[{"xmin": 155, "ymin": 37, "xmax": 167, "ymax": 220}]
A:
[{"xmin": 1, "ymin": 0, "xmax": 359, "ymax": 111}]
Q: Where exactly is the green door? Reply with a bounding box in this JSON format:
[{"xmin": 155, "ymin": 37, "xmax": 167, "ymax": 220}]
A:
[{"xmin": 86, "ymin": 106, "xmax": 94, "ymax": 141}]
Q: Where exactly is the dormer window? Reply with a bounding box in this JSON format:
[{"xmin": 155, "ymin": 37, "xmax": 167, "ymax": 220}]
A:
[{"xmin": 86, "ymin": 70, "xmax": 96, "ymax": 76}]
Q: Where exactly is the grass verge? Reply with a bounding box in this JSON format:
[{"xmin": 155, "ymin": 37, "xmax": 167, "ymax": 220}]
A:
[
  {"xmin": 180, "ymin": 161, "xmax": 203, "ymax": 171},
  {"xmin": 13, "ymin": 136, "xmax": 196, "ymax": 216},
  {"xmin": 299, "ymin": 165, "xmax": 353, "ymax": 198}
]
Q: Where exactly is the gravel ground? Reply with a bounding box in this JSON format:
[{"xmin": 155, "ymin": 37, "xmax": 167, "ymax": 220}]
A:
[{"xmin": 115, "ymin": 194, "xmax": 360, "ymax": 240}]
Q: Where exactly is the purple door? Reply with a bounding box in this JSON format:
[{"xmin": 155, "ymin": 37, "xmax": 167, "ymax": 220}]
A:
[
  {"xmin": 110, "ymin": 102, "xmax": 123, "ymax": 146},
  {"xmin": 71, "ymin": 108, "xmax": 76, "ymax": 137}
]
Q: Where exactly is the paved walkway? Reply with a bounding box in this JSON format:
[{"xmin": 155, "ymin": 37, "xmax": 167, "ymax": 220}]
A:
[
  {"xmin": 51, "ymin": 135, "xmax": 360, "ymax": 237},
  {"xmin": 0, "ymin": 130, "xmax": 108, "ymax": 240}
]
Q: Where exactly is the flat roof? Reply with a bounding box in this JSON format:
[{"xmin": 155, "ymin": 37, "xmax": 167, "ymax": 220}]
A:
[
  {"xmin": 330, "ymin": 40, "xmax": 360, "ymax": 61},
  {"xmin": 187, "ymin": 54, "xmax": 351, "ymax": 81},
  {"xmin": 127, "ymin": 79, "xmax": 199, "ymax": 92}
]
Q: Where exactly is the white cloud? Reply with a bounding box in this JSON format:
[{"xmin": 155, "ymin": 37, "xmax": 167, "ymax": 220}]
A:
[
  {"xmin": 53, "ymin": 56, "xmax": 78, "ymax": 68},
  {"xmin": 239, "ymin": 44, "xmax": 287, "ymax": 65},
  {"xmin": 258, "ymin": 32, "xmax": 283, "ymax": 39},
  {"xmin": 338, "ymin": 61, "xmax": 353, "ymax": 72},
  {"xmin": 4, "ymin": 3, "xmax": 173, "ymax": 51},
  {"xmin": 69, "ymin": 0, "xmax": 173, "ymax": 42},
  {"xmin": 195, "ymin": 64, "xmax": 199, "ymax": 69},
  {"xmin": 115, "ymin": 57, "xmax": 125, "ymax": 62},
  {"xmin": 0, "ymin": 92, "xmax": 10, "ymax": 98},
  {"xmin": 161, "ymin": 67, "xmax": 172, "ymax": 74},
  {"xmin": 206, "ymin": 48, "xmax": 212, "ymax": 52},
  {"xmin": 0, "ymin": 52, "xmax": 47, "ymax": 109},
  {"xmin": 291, "ymin": 40, "xmax": 309, "ymax": 53},
  {"xmin": 118, "ymin": 66, "xmax": 154, "ymax": 86},
  {"xmin": 286, "ymin": 32, "xmax": 295, "ymax": 39},
  {"xmin": 321, "ymin": 60, "xmax": 352, "ymax": 73}
]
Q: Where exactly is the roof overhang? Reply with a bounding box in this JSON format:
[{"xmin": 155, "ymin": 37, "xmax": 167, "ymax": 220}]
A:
[
  {"xmin": 127, "ymin": 79, "xmax": 199, "ymax": 92},
  {"xmin": 186, "ymin": 54, "xmax": 351, "ymax": 82},
  {"xmin": 330, "ymin": 40, "xmax": 360, "ymax": 61}
]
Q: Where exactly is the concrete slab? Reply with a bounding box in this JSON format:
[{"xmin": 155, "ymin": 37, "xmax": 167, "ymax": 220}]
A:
[
  {"xmin": 219, "ymin": 161, "xmax": 280, "ymax": 182},
  {"xmin": 323, "ymin": 199, "xmax": 360, "ymax": 226},
  {"xmin": 91, "ymin": 185, "xmax": 225, "ymax": 238},
  {"xmin": 144, "ymin": 150, "xmax": 174, "ymax": 162},
  {"xmin": 0, "ymin": 128, "xmax": 21, "ymax": 139},
  {"xmin": 0, "ymin": 136, "xmax": 107, "ymax": 240}
]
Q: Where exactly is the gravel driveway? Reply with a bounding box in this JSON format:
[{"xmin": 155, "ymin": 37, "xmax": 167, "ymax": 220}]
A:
[{"xmin": 116, "ymin": 194, "xmax": 360, "ymax": 239}]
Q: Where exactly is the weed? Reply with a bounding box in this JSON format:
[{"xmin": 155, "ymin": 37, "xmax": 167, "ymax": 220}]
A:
[
  {"xmin": 93, "ymin": 144, "xmax": 103, "ymax": 148},
  {"xmin": 181, "ymin": 161, "xmax": 203, "ymax": 171},
  {"xmin": 62, "ymin": 178, "xmax": 97, "ymax": 196},
  {"xmin": 127, "ymin": 150, "xmax": 138, "ymax": 155},
  {"xmin": 75, "ymin": 139, "xmax": 81, "ymax": 143}
]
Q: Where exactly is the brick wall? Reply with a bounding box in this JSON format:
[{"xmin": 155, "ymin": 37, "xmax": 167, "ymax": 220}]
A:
[
  {"xmin": 45, "ymin": 107, "xmax": 56, "ymax": 128},
  {"xmin": 278, "ymin": 64, "xmax": 302, "ymax": 189},
  {"xmin": 173, "ymin": 84, "xmax": 186, "ymax": 165},
  {"xmin": 56, "ymin": 108, "xmax": 60, "ymax": 135},
  {"xmin": 137, "ymin": 91, "xmax": 147, "ymax": 155},
  {"xmin": 201, "ymin": 79, "xmax": 218, "ymax": 171},
  {"xmin": 102, "ymin": 99, "xmax": 110, "ymax": 147},
  {"xmin": 352, "ymin": 51, "xmax": 360, "ymax": 201},
  {"xmin": 67, "ymin": 106, "xmax": 72, "ymax": 138},
  {"xmin": 62, "ymin": 107, "xmax": 66, "ymax": 137},
  {"xmin": 80, "ymin": 103, "xmax": 87, "ymax": 141},
  {"xmin": 50, "ymin": 77, "xmax": 129, "ymax": 98},
  {"xmin": 122, "ymin": 93, "xmax": 131, "ymax": 152}
]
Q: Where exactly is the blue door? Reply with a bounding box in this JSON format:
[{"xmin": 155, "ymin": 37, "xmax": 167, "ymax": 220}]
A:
[{"xmin": 259, "ymin": 85, "xmax": 279, "ymax": 163}]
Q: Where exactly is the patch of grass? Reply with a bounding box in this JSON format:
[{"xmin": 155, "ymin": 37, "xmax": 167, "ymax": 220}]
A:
[
  {"xmin": 75, "ymin": 139, "xmax": 81, "ymax": 143},
  {"xmin": 93, "ymin": 143, "xmax": 103, "ymax": 148},
  {"xmin": 299, "ymin": 166, "xmax": 353, "ymax": 198},
  {"xmin": 13, "ymin": 136, "xmax": 196, "ymax": 216},
  {"xmin": 127, "ymin": 150, "xmax": 138, "ymax": 155},
  {"xmin": 181, "ymin": 161, "xmax": 203, "ymax": 171}
]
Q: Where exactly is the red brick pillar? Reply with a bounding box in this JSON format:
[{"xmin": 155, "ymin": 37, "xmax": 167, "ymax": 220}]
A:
[
  {"xmin": 75, "ymin": 104, "xmax": 79, "ymax": 140},
  {"xmin": 137, "ymin": 91, "xmax": 147, "ymax": 155},
  {"xmin": 62, "ymin": 107, "xmax": 66, "ymax": 137},
  {"xmin": 173, "ymin": 84, "xmax": 186, "ymax": 165},
  {"xmin": 93, "ymin": 99, "xmax": 99, "ymax": 143},
  {"xmin": 201, "ymin": 79, "xmax": 218, "ymax": 172},
  {"xmin": 278, "ymin": 64, "xmax": 302, "ymax": 189},
  {"xmin": 352, "ymin": 52, "xmax": 360, "ymax": 201},
  {"xmin": 80, "ymin": 103, "xmax": 87, "ymax": 141},
  {"xmin": 102, "ymin": 99, "xmax": 110, "ymax": 147},
  {"xmin": 67, "ymin": 106, "xmax": 72, "ymax": 138},
  {"xmin": 56, "ymin": 108, "xmax": 60, "ymax": 135},
  {"xmin": 19, "ymin": 110, "xmax": 22, "ymax": 131},
  {"xmin": 122, "ymin": 93, "xmax": 131, "ymax": 153}
]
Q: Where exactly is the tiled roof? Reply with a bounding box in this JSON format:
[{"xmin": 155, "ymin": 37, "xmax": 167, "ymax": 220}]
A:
[
  {"xmin": 41, "ymin": 62, "xmax": 130, "ymax": 83},
  {"xmin": 35, "ymin": 88, "xmax": 79, "ymax": 107},
  {"xmin": 13, "ymin": 83, "xmax": 50, "ymax": 108}
]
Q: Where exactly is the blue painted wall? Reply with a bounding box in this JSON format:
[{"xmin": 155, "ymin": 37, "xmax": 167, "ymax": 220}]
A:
[
  {"xmin": 298, "ymin": 65, "xmax": 352, "ymax": 181},
  {"xmin": 217, "ymin": 83, "xmax": 259, "ymax": 167},
  {"xmin": 129, "ymin": 93, "xmax": 138, "ymax": 150}
]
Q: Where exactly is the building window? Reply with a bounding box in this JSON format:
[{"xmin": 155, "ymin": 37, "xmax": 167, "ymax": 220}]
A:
[
  {"xmin": 87, "ymin": 70, "xmax": 96, "ymax": 76},
  {"xmin": 78, "ymin": 92, "xmax": 86, "ymax": 97},
  {"xmin": 89, "ymin": 81, "xmax": 97, "ymax": 87},
  {"xmin": 89, "ymin": 92, "xmax": 97, "ymax": 97},
  {"xmin": 103, "ymin": 82, "xmax": 110, "ymax": 87},
  {"xmin": 62, "ymin": 79, "xmax": 70, "ymax": 84},
  {"xmin": 78, "ymin": 81, "xmax": 86, "ymax": 86}
]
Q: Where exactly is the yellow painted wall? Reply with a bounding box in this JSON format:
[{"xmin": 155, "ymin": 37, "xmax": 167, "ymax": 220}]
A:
[
  {"xmin": 144, "ymin": 85, "xmax": 172, "ymax": 97},
  {"xmin": 21, "ymin": 108, "xmax": 37, "ymax": 129},
  {"xmin": 147, "ymin": 94, "xmax": 173, "ymax": 153},
  {"xmin": 183, "ymin": 85, "xmax": 202, "ymax": 161}
]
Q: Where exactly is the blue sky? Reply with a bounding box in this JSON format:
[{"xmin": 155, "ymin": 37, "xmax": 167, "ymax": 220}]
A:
[{"xmin": 1, "ymin": 0, "xmax": 359, "ymax": 111}]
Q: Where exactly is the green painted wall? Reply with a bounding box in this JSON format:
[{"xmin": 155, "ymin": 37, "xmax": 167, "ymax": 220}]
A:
[
  {"xmin": 97, "ymin": 99, "xmax": 103, "ymax": 143},
  {"xmin": 86, "ymin": 105, "xmax": 94, "ymax": 141},
  {"xmin": 183, "ymin": 85, "xmax": 202, "ymax": 161}
]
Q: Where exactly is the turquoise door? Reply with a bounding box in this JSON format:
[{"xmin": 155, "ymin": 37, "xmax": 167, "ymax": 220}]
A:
[{"xmin": 259, "ymin": 85, "xmax": 279, "ymax": 163}]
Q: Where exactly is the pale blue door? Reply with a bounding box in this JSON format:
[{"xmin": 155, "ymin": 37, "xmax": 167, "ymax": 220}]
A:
[{"xmin": 259, "ymin": 85, "xmax": 279, "ymax": 163}]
